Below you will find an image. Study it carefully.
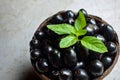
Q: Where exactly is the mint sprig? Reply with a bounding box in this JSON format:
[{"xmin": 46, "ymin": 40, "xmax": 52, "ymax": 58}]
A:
[{"xmin": 47, "ymin": 10, "xmax": 108, "ymax": 53}]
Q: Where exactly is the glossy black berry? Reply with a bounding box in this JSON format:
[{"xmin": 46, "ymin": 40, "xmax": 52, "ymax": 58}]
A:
[
  {"xmin": 64, "ymin": 48, "xmax": 77, "ymax": 67},
  {"xmin": 49, "ymin": 70, "xmax": 59, "ymax": 80},
  {"xmin": 89, "ymin": 60, "xmax": 104, "ymax": 77},
  {"xmin": 51, "ymin": 14, "xmax": 64, "ymax": 24},
  {"xmin": 75, "ymin": 44, "xmax": 89, "ymax": 61},
  {"xmin": 67, "ymin": 18, "xmax": 74, "ymax": 25},
  {"xmin": 99, "ymin": 25, "xmax": 115, "ymax": 41},
  {"xmin": 88, "ymin": 18, "xmax": 96, "ymax": 25},
  {"xmin": 30, "ymin": 39, "xmax": 40, "ymax": 48},
  {"xmin": 48, "ymin": 49, "xmax": 62, "ymax": 68},
  {"xmin": 43, "ymin": 45, "xmax": 54, "ymax": 57},
  {"xmin": 66, "ymin": 10, "xmax": 76, "ymax": 19},
  {"xmin": 106, "ymin": 42, "xmax": 117, "ymax": 55},
  {"xmin": 30, "ymin": 49, "xmax": 42, "ymax": 60},
  {"xmin": 96, "ymin": 22, "xmax": 106, "ymax": 28},
  {"xmin": 74, "ymin": 61, "xmax": 85, "ymax": 70},
  {"xmin": 101, "ymin": 56, "xmax": 112, "ymax": 69},
  {"xmin": 35, "ymin": 30, "xmax": 46, "ymax": 40},
  {"xmin": 88, "ymin": 50, "xmax": 103, "ymax": 60},
  {"xmin": 59, "ymin": 69, "xmax": 72, "ymax": 80},
  {"xmin": 36, "ymin": 58, "xmax": 49, "ymax": 73},
  {"xmin": 52, "ymin": 70, "xmax": 59, "ymax": 76},
  {"xmin": 45, "ymin": 27, "xmax": 60, "ymax": 41},
  {"xmin": 86, "ymin": 23, "xmax": 99, "ymax": 35},
  {"xmin": 80, "ymin": 9, "xmax": 88, "ymax": 17},
  {"xmin": 64, "ymin": 10, "xmax": 76, "ymax": 26},
  {"xmin": 74, "ymin": 68, "xmax": 89, "ymax": 80},
  {"xmin": 95, "ymin": 34, "xmax": 106, "ymax": 42}
]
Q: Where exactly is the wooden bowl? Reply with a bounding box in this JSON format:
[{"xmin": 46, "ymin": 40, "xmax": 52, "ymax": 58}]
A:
[{"xmin": 32, "ymin": 11, "xmax": 119, "ymax": 80}]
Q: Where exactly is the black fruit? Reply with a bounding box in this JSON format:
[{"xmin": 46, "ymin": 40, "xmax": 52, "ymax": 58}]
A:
[
  {"xmin": 96, "ymin": 22, "xmax": 106, "ymax": 28},
  {"xmin": 30, "ymin": 49, "xmax": 42, "ymax": 60},
  {"xmin": 59, "ymin": 69, "xmax": 72, "ymax": 80},
  {"xmin": 74, "ymin": 68, "xmax": 89, "ymax": 80},
  {"xmin": 48, "ymin": 49, "xmax": 62, "ymax": 68},
  {"xmin": 86, "ymin": 23, "xmax": 99, "ymax": 35},
  {"xmin": 101, "ymin": 56, "xmax": 112, "ymax": 69},
  {"xmin": 89, "ymin": 60, "xmax": 104, "ymax": 77},
  {"xmin": 52, "ymin": 70, "xmax": 59, "ymax": 76},
  {"xmin": 95, "ymin": 34, "xmax": 106, "ymax": 43},
  {"xmin": 80, "ymin": 9, "xmax": 88, "ymax": 17},
  {"xmin": 75, "ymin": 44, "xmax": 89, "ymax": 61},
  {"xmin": 50, "ymin": 70, "xmax": 59, "ymax": 80},
  {"xmin": 36, "ymin": 58, "xmax": 49, "ymax": 73},
  {"xmin": 51, "ymin": 14, "xmax": 64, "ymax": 24},
  {"xmin": 43, "ymin": 45, "xmax": 54, "ymax": 57},
  {"xmin": 46, "ymin": 28, "xmax": 59, "ymax": 40},
  {"xmin": 67, "ymin": 18, "xmax": 74, "ymax": 25},
  {"xmin": 99, "ymin": 25, "xmax": 115, "ymax": 41},
  {"xmin": 106, "ymin": 42, "xmax": 117, "ymax": 55},
  {"xmin": 35, "ymin": 30, "xmax": 46, "ymax": 40},
  {"xmin": 30, "ymin": 39, "xmax": 41, "ymax": 48},
  {"xmin": 30, "ymin": 38, "xmax": 42, "ymax": 49},
  {"xmin": 74, "ymin": 61, "xmax": 85, "ymax": 69},
  {"xmin": 88, "ymin": 50, "xmax": 103, "ymax": 60},
  {"xmin": 65, "ymin": 10, "xmax": 76, "ymax": 25},
  {"xmin": 66, "ymin": 10, "xmax": 76, "ymax": 19},
  {"xmin": 64, "ymin": 48, "xmax": 77, "ymax": 67},
  {"xmin": 88, "ymin": 18, "xmax": 96, "ymax": 25}
]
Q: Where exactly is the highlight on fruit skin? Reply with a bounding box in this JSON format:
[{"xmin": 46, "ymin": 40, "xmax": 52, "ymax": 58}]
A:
[{"xmin": 29, "ymin": 9, "xmax": 119, "ymax": 80}]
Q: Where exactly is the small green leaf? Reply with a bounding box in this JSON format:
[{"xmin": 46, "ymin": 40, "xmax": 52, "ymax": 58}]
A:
[
  {"xmin": 60, "ymin": 35, "xmax": 78, "ymax": 48},
  {"xmin": 47, "ymin": 24, "xmax": 76, "ymax": 35},
  {"xmin": 81, "ymin": 36, "xmax": 108, "ymax": 53},
  {"xmin": 76, "ymin": 29, "xmax": 87, "ymax": 36},
  {"xmin": 75, "ymin": 11, "xmax": 86, "ymax": 31}
]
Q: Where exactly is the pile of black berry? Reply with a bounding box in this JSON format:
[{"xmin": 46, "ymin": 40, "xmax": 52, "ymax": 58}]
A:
[{"xmin": 30, "ymin": 9, "xmax": 119, "ymax": 80}]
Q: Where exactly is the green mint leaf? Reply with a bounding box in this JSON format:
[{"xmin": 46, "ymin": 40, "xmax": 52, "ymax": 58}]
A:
[
  {"xmin": 60, "ymin": 35, "xmax": 78, "ymax": 48},
  {"xmin": 76, "ymin": 29, "xmax": 87, "ymax": 36},
  {"xmin": 81, "ymin": 36, "xmax": 108, "ymax": 53},
  {"xmin": 75, "ymin": 11, "xmax": 86, "ymax": 31},
  {"xmin": 47, "ymin": 24, "xmax": 76, "ymax": 35}
]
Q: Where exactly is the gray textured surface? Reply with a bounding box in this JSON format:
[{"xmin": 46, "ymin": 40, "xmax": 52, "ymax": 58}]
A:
[{"xmin": 0, "ymin": 0, "xmax": 120, "ymax": 80}]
